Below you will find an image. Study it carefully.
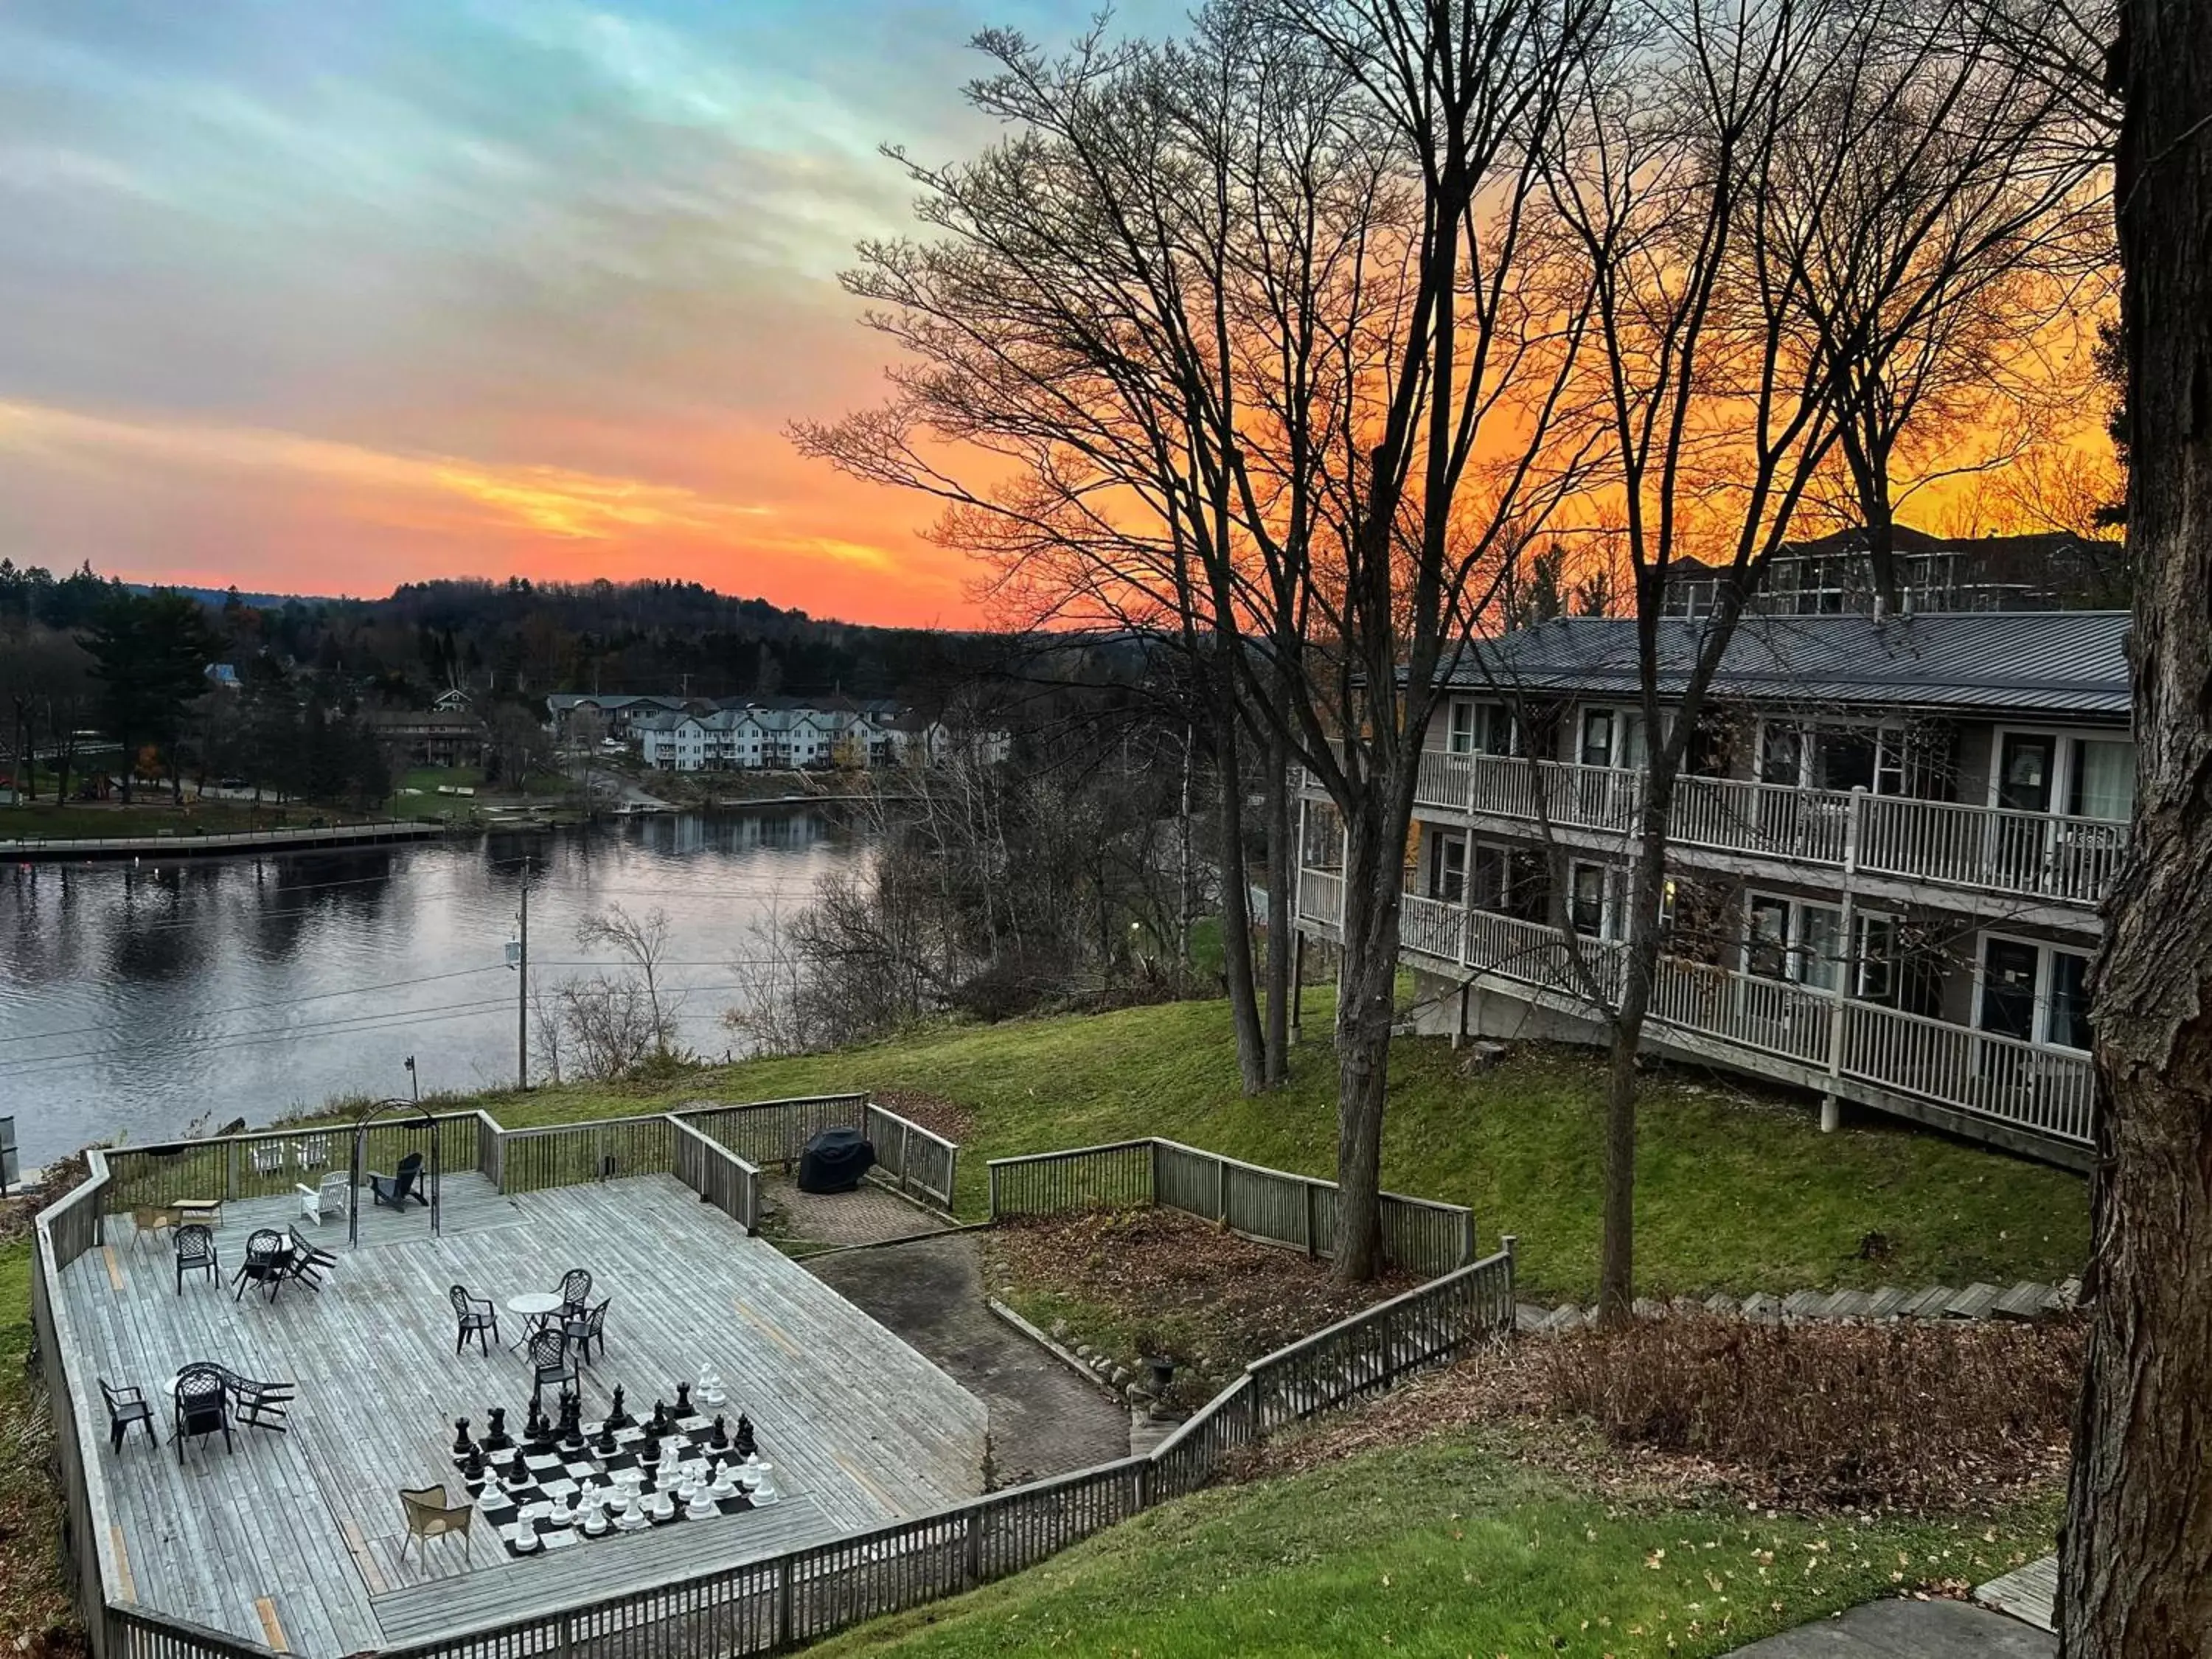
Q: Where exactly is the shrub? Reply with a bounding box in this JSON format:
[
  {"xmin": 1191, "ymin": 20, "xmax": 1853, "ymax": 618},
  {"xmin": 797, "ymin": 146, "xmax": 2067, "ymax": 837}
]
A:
[{"xmin": 1533, "ymin": 1314, "xmax": 2081, "ymax": 1509}]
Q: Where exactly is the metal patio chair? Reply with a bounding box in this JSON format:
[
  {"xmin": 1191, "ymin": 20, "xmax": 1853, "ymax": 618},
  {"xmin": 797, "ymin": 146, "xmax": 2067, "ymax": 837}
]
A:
[
  {"xmin": 527, "ymin": 1327, "xmax": 577, "ymax": 1411},
  {"xmin": 219, "ymin": 1369, "xmax": 296, "ymax": 1435},
  {"xmin": 173, "ymin": 1224, "xmax": 219, "ymax": 1295},
  {"xmin": 231, "ymin": 1228, "xmax": 290, "ymax": 1301},
  {"xmin": 562, "ymin": 1297, "xmax": 611, "ymax": 1366}
]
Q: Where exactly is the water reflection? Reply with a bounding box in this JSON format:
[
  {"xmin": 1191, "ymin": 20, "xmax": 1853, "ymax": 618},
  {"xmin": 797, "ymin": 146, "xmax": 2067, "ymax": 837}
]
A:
[{"xmin": 0, "ymin": 810, "xmax": 860, "ymax": 1169}]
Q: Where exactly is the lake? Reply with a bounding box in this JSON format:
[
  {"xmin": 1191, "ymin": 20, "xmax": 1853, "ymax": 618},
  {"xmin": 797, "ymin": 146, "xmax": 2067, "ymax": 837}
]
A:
[{"xmin": 0, "ymin": 810, "xmax": 866, "ymax": 1172}]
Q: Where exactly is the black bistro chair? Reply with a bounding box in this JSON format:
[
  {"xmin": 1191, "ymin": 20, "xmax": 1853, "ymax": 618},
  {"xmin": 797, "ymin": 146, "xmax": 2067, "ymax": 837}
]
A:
[
  {"xmin": 563, "ymin": 1297, "xmax": 611, "ymax": 1367},
  {"xmin": 369, "ymin": 1150, "xmax": 428, "ymax": 1211},
  {"xmin": 527, "ymin": 1326, "xmax": 577, "ymax": 1411},
  {"xmin": 557, "ymin": 1267, "xmax": 593, "ymax": 1320},
  {"xmin": 99, "ymin": 1378, "xmax": 156, "ymax": 1453},
  {"xmin": 232, "ymin": 1229, "xmax": 291, "ymax": 1301},
  {"xmin": 173, "ymin": 1224, "xmax": 219, "ymax": 1295},
  {"xmin": 450, "ymin": 1285, "xmax": 499, "ymax": 1356},
  {"xmin": 284, "ymin": 1225, "xmax": 337, "ymax": 1293},
  {"xmin": 172, "ymin": 1363, "xmax": 232, "ymax": 1461},
  {"xmin": 218, "ymin": 1369, "xmax": 296, "ymax": 1435}
]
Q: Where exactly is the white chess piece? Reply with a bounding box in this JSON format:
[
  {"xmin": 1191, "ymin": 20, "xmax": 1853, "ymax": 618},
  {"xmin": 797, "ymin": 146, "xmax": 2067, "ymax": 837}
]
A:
[
  {"xmin": 697, "ymin": 1366, "xmax": 725, "ymax": 1407},
  {"xmin": 748, "ymin": 1461, "xmax": 779, "ymax": 1505},
  {"xmin": 615, "ymin": 1490, "xmax": 648, "ymax": 1532},
  {"xmin": 514, "ymin": 1512, "xmax": 540, "ymax": 1553}
]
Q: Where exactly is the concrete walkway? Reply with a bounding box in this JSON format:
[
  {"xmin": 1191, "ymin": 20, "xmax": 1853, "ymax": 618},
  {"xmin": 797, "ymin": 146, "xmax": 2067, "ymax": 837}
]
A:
[
  {"xmin": 1727, "ymin": 1599, "xmax": 2054, "ymax": 1657},
  {"xmin": 805, "ymin": 1233, "xmax": 1131, "ymax": 1488}
]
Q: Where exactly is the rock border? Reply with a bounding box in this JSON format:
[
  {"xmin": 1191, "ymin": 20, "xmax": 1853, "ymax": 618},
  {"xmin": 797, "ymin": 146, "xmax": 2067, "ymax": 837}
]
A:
[{"xmin": 1516, "ymin": 1276, "xmax": 2084, "ymax": 1334}]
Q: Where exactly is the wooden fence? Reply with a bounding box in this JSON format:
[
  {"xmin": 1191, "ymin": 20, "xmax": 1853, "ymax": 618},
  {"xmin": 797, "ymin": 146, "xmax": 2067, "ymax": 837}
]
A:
[
  {"xmin": 675, "ymin": 1095, "xmax": 958, "ymax": 1211},
  {"xmin": 989, "ymin": 1138, "xmax": 1477, "ymax": 1276},
  {"xmin": 97, "ymin": 1114, "xmax": 482, "ymax": 1217}
]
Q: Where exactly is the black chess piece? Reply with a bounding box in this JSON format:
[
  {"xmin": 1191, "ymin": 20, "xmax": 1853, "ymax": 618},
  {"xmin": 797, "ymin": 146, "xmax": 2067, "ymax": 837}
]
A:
[
  {"xmin": 675, "ymin": 1380, "xmax": 692, "ymax": 1414},
  {"xmin": 482, "ymin": 1405, "xmax": 512, "ymax": 1452},
  {"xmin": 734, "ymin": 1413, "xmax": 757, "ymax": 1458},
  {"xmin": 607, "ymin": 1385, "xmax": 631, "ymax": 1429},
  {"xmin": 560, "ymin": 1392, "xmax": 585, "ymax": 1451},
  {"xmin": 597, "ymin": 1419, "xmax": 618, "ymax": 1456},
  {"xmin": 525, "ymin": 1396, "xmax": 550, "ymax": 1447},
  {"xmin": 463, "ymin": 1446, "xmax": 488, "ymax": 1488},
  {"xmin": 710, "ymin": 1413, "xmax": 728, "ymax": 1449},
  {"xmin": 650, "ymin": 1398, "xmax": 669, "ymax": 1435},
  {"xmin": 640, "ymin": 1435, "xmax": 661, "ymax": 1481},
  {"xmin": 452, "ymin": 1416, "xmax": 474, "ymax": 1463}
]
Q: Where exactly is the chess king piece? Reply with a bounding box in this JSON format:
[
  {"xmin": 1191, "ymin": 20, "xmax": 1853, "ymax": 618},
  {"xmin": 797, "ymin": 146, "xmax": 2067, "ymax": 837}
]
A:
[
  {"xmin": 734, "ymin": 1413, "xmax": 757, "ymax": 1459},
  {"xmin": 482, "ymin": 1406, "xmax": 511, "ymax": 1452},
  {"xmin": 452, "ymin": 1417, "xmax": 474, "ymax": 1464}
]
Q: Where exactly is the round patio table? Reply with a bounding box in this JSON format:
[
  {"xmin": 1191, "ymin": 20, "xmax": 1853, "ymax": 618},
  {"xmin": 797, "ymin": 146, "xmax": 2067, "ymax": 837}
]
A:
[{"xmin": 506, "ymin": 1290, "xmax": 566, "ymax": 1349}]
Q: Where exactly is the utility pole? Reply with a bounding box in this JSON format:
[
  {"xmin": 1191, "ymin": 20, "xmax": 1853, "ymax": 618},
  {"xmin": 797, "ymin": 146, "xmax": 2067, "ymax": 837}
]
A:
[{"xmin": 515, "ymin": 883, "xmax": 529, "ymax": 1091}]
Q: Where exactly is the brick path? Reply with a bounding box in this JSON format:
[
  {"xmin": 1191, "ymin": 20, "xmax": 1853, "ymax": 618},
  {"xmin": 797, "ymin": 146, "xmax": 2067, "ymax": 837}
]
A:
[
  {"xmin": 757, "ymin": 1176, "xmax": 950, "ymax": 1248},
  {"xmin": 807, "ymin": 1234, "xmax": 1132, "ymax": 1486}
]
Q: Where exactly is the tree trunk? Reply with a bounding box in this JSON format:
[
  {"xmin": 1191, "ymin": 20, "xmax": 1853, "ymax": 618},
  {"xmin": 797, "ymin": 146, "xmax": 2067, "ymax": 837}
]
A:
[
  {"xmin": 1214, "ymin": 712, "xmax": 1267, "ymax": 1093},
  {"xmin": 1332, "ymin": 789, "xmax": 1404, "ymax": 1281},
  {"xmin": 2060, "ymin": 4, "xmax": 2212, "ymax": 1649},
  {"xmin": 1596, "ymin": 786, "xmax": 1669, "ymax": 1324},
  {"xmin": 1262, "ymin": 719, "xmax": 1293, "ymax": 1086}
]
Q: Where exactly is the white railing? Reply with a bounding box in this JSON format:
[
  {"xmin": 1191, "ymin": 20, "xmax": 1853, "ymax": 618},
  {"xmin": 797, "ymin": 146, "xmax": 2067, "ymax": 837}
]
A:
[
  {"xmin": 1298, "ymin": 867, "xmax": 1343, "ymax": 927},
  {"xmin": 1301, "ymin": 864, "xmax": 2095, "ymax": 1150},
  {"xmin": 1408, "ymin": 748, "xmax": 2128, "ymax": 908}
]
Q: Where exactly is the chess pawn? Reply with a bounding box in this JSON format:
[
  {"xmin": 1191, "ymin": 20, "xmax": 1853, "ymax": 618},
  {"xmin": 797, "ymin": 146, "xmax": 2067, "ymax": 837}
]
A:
[
  {"xmin": 650, "ymin": 1398, "xmax": 669, "ymax": 1435},
  {"xmin": 734, "ymin": 1414, "xmax": 757, "ymax": 1458},
  {"xmin": 697, "ymin": 1367, "xmax": 725, "ymax": 1407},
  {"xmin": 710, "ymin": 1414, "xmax": 728, "ymax": 1450},
  {"xmin": 596, "ymin": 1420, "xmax": 618, "ymax": 1456},
  {"xmin": 616, "ymin": 1490, "xmax": 647, "ymax": 1532},
  {"xmin": 452, "ymin": 1417, "xmax": 474, "ymax": 1465},
  {"xmin": 749, "ymin": 1461, "xmax": 779, "ymax": 1505},
  {"xmin": 607, "ymin": 1385, "xmax": 628, "ymax": 1428},
  {"xmin": 525, "ymin": 1397, "xmax": 549, "ymax": 1444},
  {"xmin": 709, "ymin": 1457, "xmax": 737, "ymax": 1498}
]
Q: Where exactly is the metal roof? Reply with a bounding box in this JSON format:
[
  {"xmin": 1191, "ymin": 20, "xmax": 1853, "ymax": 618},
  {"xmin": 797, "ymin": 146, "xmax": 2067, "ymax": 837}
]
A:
[{"xmin": 1437, "ymin": 611, "xmax": 2132, "ymax": 719}]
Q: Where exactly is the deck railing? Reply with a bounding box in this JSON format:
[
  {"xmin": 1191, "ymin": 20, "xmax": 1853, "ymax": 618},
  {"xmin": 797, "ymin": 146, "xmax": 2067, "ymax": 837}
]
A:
[
  {"xmin": 669, "ymin": 1119, "xmax": 762, "ymax": 1234},
  {"xmin": 96, "ymin": 1113, "xmax": 483, "ymax": 1217},
  {"xmin": 989, "ymin": 1138, "xmax": 1476, "ymax": 1276},
  {"xmin": 674, "ymin": 1094, "xmax": 956, "ymax": 1213},
  {"xmin": 1404, "ymin": 747, "xmax": 2129, "ymax": 907},
  {"xmin": 38, "ymin": 1122, "xmax": 1506, "ymax": 1659},
  {"xmin": 1303, "ymin": 866, "xmax": 2096, "ymax": 1151},
  {"xmin": 860, "ymin": 1102, "xmax": 960, "ymax": 1209}
]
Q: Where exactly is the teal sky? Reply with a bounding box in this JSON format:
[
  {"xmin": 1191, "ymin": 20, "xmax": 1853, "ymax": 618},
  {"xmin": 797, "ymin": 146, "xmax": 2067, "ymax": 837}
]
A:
[{"xmin": 0, "ymin": 0, "xmax": 1171, "ymax": 620}]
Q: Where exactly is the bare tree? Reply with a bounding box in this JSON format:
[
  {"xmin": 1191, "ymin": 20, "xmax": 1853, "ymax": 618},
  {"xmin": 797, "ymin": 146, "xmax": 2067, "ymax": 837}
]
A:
[
  {"xmin": 801, "ymin": 0, "xmax": 1599, "ymax": 1279},
  {"xmin": 575, "ymin": 904, "xmax": 678, "ymax": 1057},
  {"xmin": 2059, "ymin": 1, "xmax": 2212, "ymax": 1649},
  {"xmin": 1531, "ymin": 0, "xmax": 2095, "ymax": 1321}
]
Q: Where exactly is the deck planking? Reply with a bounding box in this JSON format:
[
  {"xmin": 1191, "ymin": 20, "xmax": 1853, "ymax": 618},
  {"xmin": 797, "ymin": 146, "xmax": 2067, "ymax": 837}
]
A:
[{"xmin": 56, "ymin": 1173, "xmax": 987, "ymax": 1658}]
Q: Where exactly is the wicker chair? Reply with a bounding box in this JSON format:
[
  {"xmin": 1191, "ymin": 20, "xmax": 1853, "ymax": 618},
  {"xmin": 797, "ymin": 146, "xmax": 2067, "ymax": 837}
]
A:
[
  {"xmin": 172, "ymin": 1363, "xmax": 232, "ymax": 1461},
  {"xmin": 129, "ymin": 1204, "xmax": 180, "ymax": 1253},
  {"xmin": 528, "ymin": 1327, "xmax": 577, "ymax": 1410},
  {"xmin": 399, "ymin": 1484, "xmax": 473, "ymax": 1565},
  {"xmin": 231, "ymin": 1229, "xmax": 291, "ymax": 1301},
  {"xmin": 563, "ymin": 1297, "xmax": 612, "ymax": 1366},
  {"xmin": 173, "ymin": 1225, "xmax": 219, "ymax": 1295},
  {"xmin": 449, "ymin": 1285, "xmax": 498, "ymax": 1356},
  {"xmin": 557, "ymin": 1267, "xmax": 593, "ymax": 1319}
]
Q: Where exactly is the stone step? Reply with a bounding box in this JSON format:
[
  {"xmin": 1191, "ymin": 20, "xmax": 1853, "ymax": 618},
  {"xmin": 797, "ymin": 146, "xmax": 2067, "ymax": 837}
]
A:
[
  {"xmin": 1816, "ymin": 1288, "xmax": 1872, "ymax": 1319},
  {"xmin": 1781, "ymin": 1290, "xmax": 1829, "ymax": 1318},
  {"xmin": 1944, "ymin": 1281, "xmax": 2006, "ymax": 1320},
  {"xmin": 1993, "ymin": 1281, "xmax": 2054, "ymax": 1320},
  {"xmin": 1863, "ymin": 1286, "xmax": 1916, "ymax": 1318},
  {"xmin": 1901, "ymin": 1285, "xmax": 1958, "ymax": 1318},
  {"xmin": 1703, "ymin": 1293, "xmax": 1740, "ymax": 1317}
]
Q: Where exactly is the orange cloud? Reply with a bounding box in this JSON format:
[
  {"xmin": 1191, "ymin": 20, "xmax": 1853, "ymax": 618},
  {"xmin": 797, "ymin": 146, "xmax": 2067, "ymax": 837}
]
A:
[{"xmin": 0, "ymin": 398, "xmax": 971, "ymax": 622}]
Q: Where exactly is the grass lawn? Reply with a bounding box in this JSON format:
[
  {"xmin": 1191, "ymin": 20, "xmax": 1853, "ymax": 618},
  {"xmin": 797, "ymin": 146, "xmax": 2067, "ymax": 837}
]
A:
[
  {"xmin": 804, "ymin": 1429, "xmax": 2059, "ymax": 1659},
  {"xmin": 0, "ymin": 1237, "xmax": 73, "ymax": 1649},
  {"xmin": 439, "ymin": 993, "xmax": 2088, "ymax": 1303}
]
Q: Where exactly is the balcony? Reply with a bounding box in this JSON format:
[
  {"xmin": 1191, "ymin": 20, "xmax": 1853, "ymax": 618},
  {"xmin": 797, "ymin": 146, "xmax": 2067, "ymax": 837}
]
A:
[
  {"xmin": 1294, "ymin": 866, "xmax": 2094, "ymax": 1161},
  {"xmin": 1400, "ymin": 750, "xmax": 2128, "ymax": 911}
]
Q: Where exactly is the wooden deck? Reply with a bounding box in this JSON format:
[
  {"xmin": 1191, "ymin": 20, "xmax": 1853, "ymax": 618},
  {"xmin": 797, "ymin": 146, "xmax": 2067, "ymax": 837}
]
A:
[
  {"xmin": 56, "ymin": 1173, "xmax": 988, "ymax": 1658},
  {"xmin": 1975, "ymin": 1554, "xmax": 2059, "ymax": 1633}
]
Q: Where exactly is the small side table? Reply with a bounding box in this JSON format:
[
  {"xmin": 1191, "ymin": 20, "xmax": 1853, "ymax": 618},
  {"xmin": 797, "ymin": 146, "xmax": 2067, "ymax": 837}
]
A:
[
  {"xmin": 173, "ymin": 1198, "xmax": 223, "ymax": 1228},
  {"xmin": 505, "ymin": 1291, "xmax": 566, "ymax": 1349}
]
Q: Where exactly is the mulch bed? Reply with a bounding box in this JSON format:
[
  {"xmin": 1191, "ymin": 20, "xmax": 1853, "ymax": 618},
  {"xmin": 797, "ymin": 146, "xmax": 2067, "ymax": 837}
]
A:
[
  {"xmin": 1242, "ymin": 1316, "xmax": 2079, "ymax": 1517},
  {"xmin": 984, "ymin": 1206, "xmax": 1420, "ymax": 1408}
]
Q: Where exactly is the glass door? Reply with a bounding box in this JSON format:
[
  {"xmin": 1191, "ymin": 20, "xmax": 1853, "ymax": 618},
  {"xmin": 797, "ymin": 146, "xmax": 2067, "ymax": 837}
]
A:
[{"xmin": 1993, "ymin": 733, "xmax": 2058, "ymax": 889}]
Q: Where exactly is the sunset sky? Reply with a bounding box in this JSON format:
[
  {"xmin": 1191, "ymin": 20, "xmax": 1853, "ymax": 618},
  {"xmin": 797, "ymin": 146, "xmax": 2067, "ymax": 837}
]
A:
[{"xmin": 0, "ymin": 0, "xmax": 1172, "ymax": 626}]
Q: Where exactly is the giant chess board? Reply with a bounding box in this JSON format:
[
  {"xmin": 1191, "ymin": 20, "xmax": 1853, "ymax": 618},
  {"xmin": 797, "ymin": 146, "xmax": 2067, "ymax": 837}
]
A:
[{"xmin": 467, "ymin": 1410, "xmax": 774, "ymax": 1558}]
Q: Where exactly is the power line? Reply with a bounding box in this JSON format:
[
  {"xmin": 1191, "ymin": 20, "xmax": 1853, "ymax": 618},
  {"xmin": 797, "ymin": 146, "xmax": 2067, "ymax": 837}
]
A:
[{"xmin": 0, "ymin": 964, "xmax": 509, "ymax": 1046}]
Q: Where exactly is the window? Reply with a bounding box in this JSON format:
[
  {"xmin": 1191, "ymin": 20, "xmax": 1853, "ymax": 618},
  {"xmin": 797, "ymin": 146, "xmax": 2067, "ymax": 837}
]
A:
[
  {"xmin": 1447, "ymin": 702, "xmax": 1476, "ymax": 754},
  {"xmin": 1744, "ymin": 894, "xmax": 1888, "ymax": 993},
  {"xmin": 1427, "ymin": 832, "xmax": 1467, "ymax": 903},
  {"xmin": 2049, "ymin": 950, "xmax": 2093, "ymax": 1051},
  {"xmin": 1795, "ymin": 903, "xmax": 1844, "ymax": 992},
  {"xmin": 2067, "ymin": 737, "xmax": 2134, "ymax": 821},
  {"xmin": 1569, "ymin": 863, "xmax": 1607, "ymax": 935},
  {"xmin": 1854, "ymin": 915, "xmax": 1899, "ymax": 1004},
  {"xmin": 1758, "ymin": 723, "xmax": 1802, "ymax": 786},
  {"xmin": 1446, "ymin": 700, "xmax": 1513, "ymax": 756},
  {"xmin": 1579, "ymin": 709, "xmax": 1615, "ymax": 769},
  {"xmin": 1471, "ymin": 844, "xmax": 1508, "ymax": 911},
  {"xmin": 1505, "ymin": 849, "xmax": 1551, "ymax": 922},
  {"xmin": 1745, "ymin": 895, "xmax": 1790, "ymax": 979}
]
